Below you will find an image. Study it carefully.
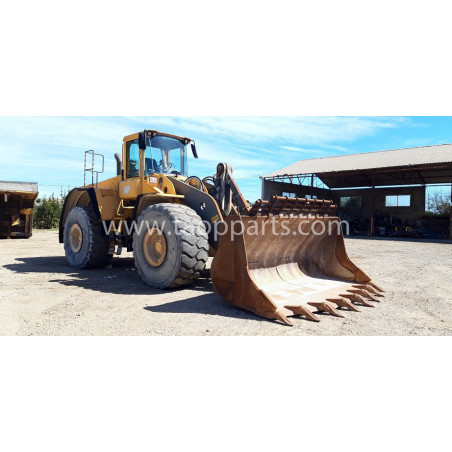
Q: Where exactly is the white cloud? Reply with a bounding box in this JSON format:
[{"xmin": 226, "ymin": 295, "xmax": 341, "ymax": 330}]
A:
[
  {"xmin": 130, "ymin": 116, "xmax": 399, "ymax": 146},
  {"xmin": 317, "ymin": 144, "xmax": 349, "ymax": 152},
  {"xmin": 281, "ymin": 146, "xmax": 327, "ymax": 155},
  {"xmin": 0, "ymin": 116, "xmax": 405, "ymax": 199}
]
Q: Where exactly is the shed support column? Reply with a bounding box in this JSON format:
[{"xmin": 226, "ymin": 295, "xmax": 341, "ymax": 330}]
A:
[
  {"xmin": 450, "ymin": 182, "xmax": 452, "ymax": 240},
  {"xmin": 370, "ymin": 171, "xmax": 375, "ymax": 237}
]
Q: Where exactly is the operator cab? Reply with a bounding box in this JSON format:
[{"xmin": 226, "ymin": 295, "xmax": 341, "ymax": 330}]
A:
[{"xmin": 124, "ymin": 130, "xmax": 197, "ymax": 179}]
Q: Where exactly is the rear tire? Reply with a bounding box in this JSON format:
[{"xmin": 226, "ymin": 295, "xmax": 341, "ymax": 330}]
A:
[
  {"xmin": 133, "ymin": 203, "xmax": 209, "ymax": 289},
  {"xmin": 63, "ymin": 206, "xmax": 112, "ymax": 269}
]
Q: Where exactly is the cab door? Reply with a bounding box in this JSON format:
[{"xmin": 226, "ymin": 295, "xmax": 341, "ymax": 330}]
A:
[{"xmin": 119, "ymin": 137, "xmax": 143, "ymax": 200}]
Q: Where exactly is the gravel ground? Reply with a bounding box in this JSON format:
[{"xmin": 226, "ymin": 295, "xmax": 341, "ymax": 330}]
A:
[{"xmin": 0, "ymin": 230, "xmax": 451, "ymax": 336}]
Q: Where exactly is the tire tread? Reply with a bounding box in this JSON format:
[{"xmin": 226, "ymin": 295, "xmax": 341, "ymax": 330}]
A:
[{"xmin": 134, "ymin": 203, "xmax": 209, "ymax": 289}]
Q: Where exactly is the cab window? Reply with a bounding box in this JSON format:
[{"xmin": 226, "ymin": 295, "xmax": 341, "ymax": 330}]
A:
[{"xmin": 126, "ymin": 139, "xmax": 140, "ymax": 178}]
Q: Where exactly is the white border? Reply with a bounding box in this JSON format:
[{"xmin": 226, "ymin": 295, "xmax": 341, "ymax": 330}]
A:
[{"xmin": 1, "ymin": 1, "xmax": 451, "ymax": 451}]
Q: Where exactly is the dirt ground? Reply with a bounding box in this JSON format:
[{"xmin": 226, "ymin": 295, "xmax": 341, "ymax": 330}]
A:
[{"xmin": 0, "ymin": 230, "xmax": 451, "ymax": 336}]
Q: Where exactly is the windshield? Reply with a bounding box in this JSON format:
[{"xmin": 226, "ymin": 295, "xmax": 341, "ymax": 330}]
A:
[{"xmin": 144, "ymin": 135, "xmax": 188, "ymax": 176}]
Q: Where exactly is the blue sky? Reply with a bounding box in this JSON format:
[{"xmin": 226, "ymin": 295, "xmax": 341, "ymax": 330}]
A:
[{"xmin": 0, "ymin": 116, "xmax": 451, "ymax": 201}]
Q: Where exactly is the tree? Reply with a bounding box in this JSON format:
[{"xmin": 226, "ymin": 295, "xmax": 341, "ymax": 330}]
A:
[
  {"xmin": 33, "ymin": 192, "xmax": 66, "ymax": 229},
  {"xmin": 426, "ymin": 191, "xmax": 451, "ymax": 217}
]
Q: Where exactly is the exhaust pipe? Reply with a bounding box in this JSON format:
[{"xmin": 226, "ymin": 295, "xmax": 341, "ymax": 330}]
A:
[{"xmin": 114, "ymin": 153, "xmax": 122, "ymax": 176}]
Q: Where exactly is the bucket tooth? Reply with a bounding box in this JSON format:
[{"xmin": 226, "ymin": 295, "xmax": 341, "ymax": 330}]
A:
[
  {"xmin": 308, "ymin": 301, "xmax": 346, "ymax": 318},
  {"xmin": 353, "ymin": 284, "xmax": 379, "ymax": 295},
  {"xmin": 349, "ymin": 289, "xmax": 380, "ymax": 302},
  {"xmin": 363, "ymin": 284, "xmax": 384, "ymax": 297},
  {"xmin": 274, "ymin": 310, "xmax": 294, "ymax": 326},
  {"xmin": 369, "ymin": 282, "xmax": 385, "ymax": 294},
  {"xmin": 285, "ymin": 305, "xmax": 321, "ymax": 322},
  {"xmin": 341, "ymin": 293, "xmax": 375, "ymax": 308},
  {"xmin": 327, "ymin": 297, "xmax": 361, "ymax": 312}
]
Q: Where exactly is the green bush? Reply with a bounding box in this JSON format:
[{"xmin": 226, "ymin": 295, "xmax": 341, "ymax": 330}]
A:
[{"xmin": 33, "ymin": 194, "xmax": 65, "ymax": 229}]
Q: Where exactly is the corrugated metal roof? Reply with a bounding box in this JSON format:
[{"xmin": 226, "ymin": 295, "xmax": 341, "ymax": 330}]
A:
[
  {"xmin": 0, "ymin": 181, "xmax": 38, "ymax": 193},
  {"xmin": 264, "ymin": 144, "xmax": 452, "ymax": 178}
]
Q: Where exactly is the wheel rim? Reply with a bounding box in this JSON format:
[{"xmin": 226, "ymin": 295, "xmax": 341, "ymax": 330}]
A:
[
  {"xmin": 143, "ymin": 228, "xmax": 167, "ymax": 267},
  {"xmin": 69, "ymin": 223, "xmax": 83, "ymax": 253}
]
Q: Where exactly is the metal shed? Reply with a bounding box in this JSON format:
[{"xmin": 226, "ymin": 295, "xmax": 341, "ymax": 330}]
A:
[{"xmin": 262, "ymin": 144, "xmax": 452, "ymax": 238}]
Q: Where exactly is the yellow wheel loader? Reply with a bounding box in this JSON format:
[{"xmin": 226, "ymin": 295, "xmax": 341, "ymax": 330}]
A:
[{"xmin": 60, "ymin": 130, "xmax": 384, "ymax": 325}]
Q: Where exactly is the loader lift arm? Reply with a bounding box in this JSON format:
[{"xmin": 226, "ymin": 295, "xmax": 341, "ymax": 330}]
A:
[{"xmin": 212, "ymin": 163, "xmax": 250, "ymax": 216}]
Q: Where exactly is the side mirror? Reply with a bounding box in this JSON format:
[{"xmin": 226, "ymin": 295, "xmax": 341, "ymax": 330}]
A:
[
  {"xmin": 191, "ymin": 142, "xmax": 198, "ymax": 159},
  {"xmin": 138, "ymin": 132, "xmax": 146, "ymax": 150}
]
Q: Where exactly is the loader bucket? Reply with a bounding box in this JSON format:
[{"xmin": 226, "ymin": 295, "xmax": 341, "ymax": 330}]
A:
[
  {"xmin": 0, "ymin": 181, "xmax": 38, "ymax": 239},
  {"xmin": 211, "ymin": 196, "xmax": 384, "ymax": 326}
]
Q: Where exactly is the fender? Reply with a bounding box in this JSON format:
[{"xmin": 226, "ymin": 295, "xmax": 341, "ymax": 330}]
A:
[
  {"xmin": 59, "ymin": 188, "xmax": 102, "ymax": 243},
  {"xmin": 133, "ymin": 192, "xmax": 186, "ymax": 221},
  {"xmin": 169, "ymin": 176, "xmax": 223, "ymax": 249}
]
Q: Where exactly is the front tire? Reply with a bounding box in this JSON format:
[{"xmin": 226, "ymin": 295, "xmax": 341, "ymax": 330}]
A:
[
  {"xmin": 133, "ymin": 204, "xmax": 209, "ymax": 289},
  {"xmin": 63, "ymin": 206, "xmax": 112, "ymax": 269}
]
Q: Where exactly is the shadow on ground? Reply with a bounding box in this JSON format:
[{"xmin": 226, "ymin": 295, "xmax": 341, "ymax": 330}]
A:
[
  {"xmin": 142, "ymin": 295, "xmax": 269, "ymax": 324},
  {"xmin": 4, "ymin": 255, "xmax": 268, "ymax": 324},
  {"xmin": 4, "ymin": 256, "xmax": 212, "ymax": 296}
]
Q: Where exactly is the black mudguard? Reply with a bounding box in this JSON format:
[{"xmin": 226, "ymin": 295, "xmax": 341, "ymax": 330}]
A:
[
  {"xmin": 169, "ymin": 177, "xmax": 223, "ymax": 249},
  {"xmin": 59, "ymin": 188, "xmax": 102, "ymax": 243}
]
